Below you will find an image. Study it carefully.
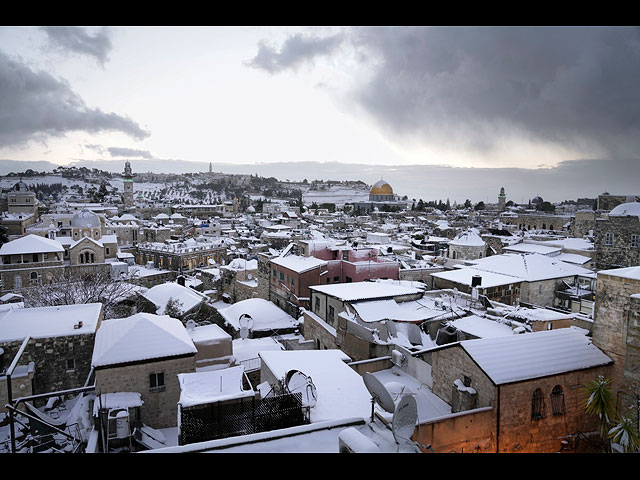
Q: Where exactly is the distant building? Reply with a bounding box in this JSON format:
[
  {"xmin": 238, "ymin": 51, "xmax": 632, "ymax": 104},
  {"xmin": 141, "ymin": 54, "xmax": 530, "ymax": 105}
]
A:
[
  {"xmin": 498, "ymin": 186, "xmax": 507, "ymax": 212},
  {"xmin": 597, "ymin": 192, "xmax": 640, "ymax": 212},
  {"xmin": 122, "ymin": 161, "xmax": 134, "ymax": 209},
  {"xmin": 352, "ymin": 179, "xmax": 406, "ymax": 214},
  {"xmin": 593, "ymin": 202, "xmax": 640, "ymax": 270}
]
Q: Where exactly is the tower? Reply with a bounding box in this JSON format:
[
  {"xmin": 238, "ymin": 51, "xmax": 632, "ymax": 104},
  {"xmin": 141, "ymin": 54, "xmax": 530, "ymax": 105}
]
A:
[
  {"xmin": 123, "ymin": 161, "xmax": 134, "ymax": 208},
  {"xmin": 498, "ymin": 186, "xmax": 506, "ymax": 212}
]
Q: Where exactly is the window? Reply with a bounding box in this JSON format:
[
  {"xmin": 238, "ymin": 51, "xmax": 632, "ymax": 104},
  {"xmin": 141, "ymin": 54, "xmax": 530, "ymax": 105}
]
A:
[
  {"xmin": 66, "ymin": 358, "xmax": 76, "ymax": 372},
  {"xmin": 150, "ymin": 372, "xmax": 165, "ymax": 392},
  {"xmin": 531, "ymin": 388, "xmax": 545, "ymax": 419},
  {"xmin": 333, "ymin": 276, "xmax": 339, "ymax": 282},
  {"xmin": 280, "ymin": 272, "xmax": 284, "ymax": 281},
  {"xmin": 329, "ymin": 305, "xmax": 335, "ymax": 319},
  {"xmin": 291, "ymin": 277, "xmax": 295, "ymax": 286},
  {"xmin": 605, "ymin": 233, "xmax": 614, "ymax": 246},
  {"xmin": 314, "ymin": 296, "xmax": 320, "ymax": 313},
  {"xmin": 273, "ymin": 269, "xmax": 277, "ymax": 278},
  {"xmin": 550, "ymin": 385, "xmax": 565, "ymax": 415},
  {"xmin": 632, "ymin": 234, "xmax": 640, "ymax": 248}
]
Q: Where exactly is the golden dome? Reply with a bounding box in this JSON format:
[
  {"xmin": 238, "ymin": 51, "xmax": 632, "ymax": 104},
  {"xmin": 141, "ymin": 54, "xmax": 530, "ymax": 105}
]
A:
[{"xmin": 370, "ymin": 179, "xmax": 393, "ymax": 195}]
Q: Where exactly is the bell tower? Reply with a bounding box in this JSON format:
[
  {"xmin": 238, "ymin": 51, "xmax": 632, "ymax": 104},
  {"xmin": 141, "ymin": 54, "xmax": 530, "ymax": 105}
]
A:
[{"xmin": 123, "ymin": 161, "xmax": 134, "ymax": 208}]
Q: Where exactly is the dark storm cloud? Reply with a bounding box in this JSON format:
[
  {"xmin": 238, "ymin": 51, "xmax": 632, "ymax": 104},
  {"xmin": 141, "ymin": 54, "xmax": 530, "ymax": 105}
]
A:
[
  {"xmin": 246, "ymin": 32, "xmax": 345, "ymax": 73},
  {"xmin": 248, "ymin": 27, "xmax": 640, "ymax": 160},
  {"xmin": 41, "ymin": 26, "xmax": 113, "ymax": 65},
  {"xmin": 108, "ymin": 147, "xmax": 153, "ymax": 158},
  {"xmin": 0, "ymin": 50, "xmax": 150, "ymax": 149}
]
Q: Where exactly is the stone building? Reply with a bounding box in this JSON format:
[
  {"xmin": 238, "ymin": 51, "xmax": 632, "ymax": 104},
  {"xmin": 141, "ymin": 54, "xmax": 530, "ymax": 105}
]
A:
[
  {"xmin": 593, "ymin": 202, "xmax": 640, "ymax": 270},
  {"xmin": 0, "ymin": 303, "xmax": 103, "ymax": 411},
  {"xmin": 592, "ymin": 266, "xmax": 640, "ymax": 415},
  {"xmin": 597, "ymin": 193, "xmax": 640, "ymax": 212},
  {"xmin": 498, "ymin": 186, "xmax": 506, "ymax": 212},
  {"xmin": 91, "ymin": 313, "xmax": 197, "ymax": 429},
  {"xmin": 270, "ymin": 254, "xmax": 328, "ymax": 317},
  {"xmin": 416, "ymin": 328, "xmax": 614, "ymax": 453},
  {"xmin": 5, "ymin": 181, "xmax": 39, "ymax": 216},
  {"xmin": 137, "ymin": 238, "xmax": 227, "ymax": 273},
  {"xmin": 447, "ymin": 229, "xmax": 487, "ymax": 261}
]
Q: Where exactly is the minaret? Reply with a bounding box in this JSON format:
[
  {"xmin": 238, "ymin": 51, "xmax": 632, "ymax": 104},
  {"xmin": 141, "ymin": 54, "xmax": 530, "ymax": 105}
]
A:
[
  {"xmin": 123, "ymin": 161, "xmax": 134, "ymax": 208},
  {"xmin": 498, "ymin": 186, "xmax": 506, "ymax": 212},
  {"xmin": 209, "ymin": 162, "xmax": 212, "ymax": 174}
]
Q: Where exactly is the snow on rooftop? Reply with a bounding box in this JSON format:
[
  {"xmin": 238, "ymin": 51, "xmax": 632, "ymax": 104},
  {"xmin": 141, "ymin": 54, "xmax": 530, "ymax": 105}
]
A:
[
  {"xmin": 258, "ymin": 350, "xmax": 372, "ymax": 423},
  {"xmin": 448, "ymin": 315, "xmax": 516, "ymax": 339},
  {"xmin": 178, "ymin": 366, "xmax": 254, "ymax": 408},
  {"xmin": 216, "ymin": 298, "xmax": 298, "ymax": 332},
  {"xmin": 464, "ymin": 253, "xmax": 592, "ymax": 282},
  {"xmin": 431, "ymin": 267, "xmax": 521, "ymax": 288},
  {"xmin": 609, "ymin": 201, "xmax": 640, "ymax": 218},
  {"xmin": 503, "ymin": 243, "xmax": 561, "ymax": 255},
  {"xmin": 0, "ymin": 303, "xmax": 102, "ymax": 342},
  {"xmin": 0, "ymin": 234, "xmax": 64, "ymax": 255},
  {"xmin": 232, "ymin": 337, "xmax": 284, "ymax": 363},
  {"xmin": 271, "ymin": 254, "xmax": 327, "ymax": 273},
  {"xmin": 310, "ymin": 281, "xmax": 423, "ymax": 302},
  {"xmin": 187, "ymin": 323, "xmax": 231, "ymax": 344},
  {"xmin": 450, "ymin": 229, "xmax": 485, "ymax": 247},
  {"xmin": 598, "ymin": 265, "xmax": 640, "ymax": 280},
  {"xmin": 350, "ymin": 299, "xmax": 445, "ymax": 323},
  {"xmin": 91, "ymin": 313, "xmax": 197, "ymax": 368},
  {"xmin": 460, "ymin": 328, "xmax": 612, "ymax": 385},
  {"xmin": 143, "ymin": 282, "xmax": 205, "ymax": 314},
  {"xmin": 92, "ymin": 392, "xmax": 143, "ymax": 416},
  {"xmin": 223, "ymin": 258, "xmax": 257, "ymax": 271}
]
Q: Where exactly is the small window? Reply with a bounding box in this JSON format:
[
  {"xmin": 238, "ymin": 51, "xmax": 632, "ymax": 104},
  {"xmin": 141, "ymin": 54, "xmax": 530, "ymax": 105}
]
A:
[
  {"xmin": 291, "ymin": 277, "xmax": 295, "ymax": 286},
  {"xmin": 531, "ymin": 388, "xmax": 545, "ymax": 420},
  {"xmin": 550, "ymin": 385, "xmax": 565, "ymax": 415},
  {"xmin": 66, "ymin": 358, "xmax": 75, "ymax": 372},
  {"xmin": 604, "ymin": 232, "xmax": 614, "ymax": 246},
  {"xmin": 314, "ymin": 296, "xmax": 320, "ymax": 313},
  {"xmin": 329, "ymin": 305, "xmax": 335, "ymax": 319},
  {"xmin": 280, "ymin": 272, "xmax": 284, "ymax": 281},
  {"xmin": 632, "ymin": 234, "xmax": 640, "ymax": 248},
  {"xmin": 150, "ymin": 372, "xmax": 165, "ymax": 392}
]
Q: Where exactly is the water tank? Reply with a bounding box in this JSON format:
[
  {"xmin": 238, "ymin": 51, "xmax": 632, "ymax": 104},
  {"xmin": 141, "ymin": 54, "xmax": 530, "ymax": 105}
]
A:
[
  {"xmin": 146, "ymin": 261, "xmax": 155, "ymax": 269},
  {"xmin": 114, "ymin": 410, "xmax": 130, "ymax": 439}
]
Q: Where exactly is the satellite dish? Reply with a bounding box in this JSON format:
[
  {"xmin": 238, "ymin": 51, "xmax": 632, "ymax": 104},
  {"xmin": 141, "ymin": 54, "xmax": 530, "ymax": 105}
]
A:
[
  {"xmin": 238, "ymin": 314, "xmax": 254, "ymax": 329},
  {"xmin": 285, "ymin": 370, "xmax": 318, "ymax": 408},
  {"xmin": 392, "ymin": 394, "xmax": 418, "ymax": 448},
  {"xmin": 386, "ymin": 320, "xmax": 397, "ymax": 338},
  {"xmin": 407, "ymin": 323, "xmax": 423, "ymax": 346},
  {"xmin": 247, "ymin": 273, "xmax": 253, "ymax": 280},
  {"xmin": 186, "ymin": 320, "xmax": 197, "ymax": 330},
  {"xmin": 363, "ymin": 372, "xmax": 396, "ymax": 417}
]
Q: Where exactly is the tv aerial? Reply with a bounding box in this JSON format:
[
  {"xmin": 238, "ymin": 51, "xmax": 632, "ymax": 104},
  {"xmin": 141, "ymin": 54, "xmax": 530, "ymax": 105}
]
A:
[
  {"xmin": 363, "ymin": 372, "xmax": 395, "ymax": 422},
  {"xmin": 284, "ymin": 369, "xmax": 318, "ymax": 408},
  {"xmin": 238, "ymin": 314, "xmax": 254, "ymax": 340}
]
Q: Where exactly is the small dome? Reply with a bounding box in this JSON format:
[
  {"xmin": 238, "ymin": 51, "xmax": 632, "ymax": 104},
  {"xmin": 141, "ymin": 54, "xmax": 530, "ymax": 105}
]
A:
[
  {"xmin": 370, "ymin": 179, "xmax": 393, "ymax": 196},
  {"xmin": 609, "ymin": 202, "xmax": 640, "ymax": 219},
  {"xmin": 71, "ymin": 209, "xmax": 101, "ymax": 228},
  {"xmin": 13, "ymin": 181, "xmax": 29, "ymax": 192}
]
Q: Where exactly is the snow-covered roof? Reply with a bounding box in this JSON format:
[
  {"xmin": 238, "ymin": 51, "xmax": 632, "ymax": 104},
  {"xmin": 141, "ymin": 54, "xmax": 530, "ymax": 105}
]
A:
[
  {"xmin": 459, "ymin": 328, "xmax": 612, "ymax": 385},
  {"xmin": 448, "ymin": 315, "xmax": 517, "ymax": 339},
  {"xmin": 178, "ymin": 366, "xmax": 254, "ymax": 408},
  {"xmin": 217, "ymin": 298, "xmax": 298, "ymax": 332},
  {"xmin": 222, "ymin": 258, "xmax": 258, "ymax": 271},
  {"xmin": 431, "ymin": 268, "xmax": 521, "ymax": 288},
  {"xmin": 310, "ymin": 281, "xmax": 423, "ymax": 302},
  {"xmin": 143, "ymin": 282, "xmax": 205, "ymax": 314},
  {"xmin": 465, "ymin": 253, "xmax": 592, "ymax": 282},
  {"xmin": 0, "ymin": 303, "xmax": 103, "ymax": 342},
  {"xmin": 450, "ymin": 229, "xmax": 485, "ymax": 247},
  {"xmin": 258, "ymin": 350, "xmax": 372, "ymax": 423},
  {"xmin": 503, "ymin": 243, "xmax": 561, "ymax": 255},
  {"xmin": 187, "ymin": 323, "xmax": 231, "ymax": 344},
  {"xmin": 0, "ymin": 234, "xmax": 64, "ymax": 255},
  {"xmin": 91, "ymin": 313, "xmax": 197, "ymax": 368},
  {"xmin": 271, "ymin": 255, "xmax": 327, "ymax": 273},
  {"xmin": 598, "ymin": 265, "xmax": 640, "ymax": 281},
  {"xmin": 608, "ymin": 201, "xmax": 640, "ymax": 219},
  {"xmin": 92, "ymin": 392, "xmax": 143, "ymax": 416},
  {"xmin": 350, "ymin": 299, "xmax": 445, "ymax": 323}
]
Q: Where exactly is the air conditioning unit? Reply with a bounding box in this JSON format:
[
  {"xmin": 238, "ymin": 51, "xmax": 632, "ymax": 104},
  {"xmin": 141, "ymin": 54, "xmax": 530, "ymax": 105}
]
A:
[{"xmin": 391, "ymin": 349, "xmax": 406, "ymax": 367}]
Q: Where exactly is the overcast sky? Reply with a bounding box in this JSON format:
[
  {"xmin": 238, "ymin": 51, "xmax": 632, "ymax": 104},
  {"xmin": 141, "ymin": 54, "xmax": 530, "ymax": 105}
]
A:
[{"xmin": 1, "ymin": 26, "xmax": 639, "ymax": 197}]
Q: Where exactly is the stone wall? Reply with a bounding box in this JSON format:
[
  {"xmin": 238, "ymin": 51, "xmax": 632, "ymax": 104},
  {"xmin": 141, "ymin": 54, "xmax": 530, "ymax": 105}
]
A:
[
  {"xmin": 95, "ymin": 354, "xmax": 196, "ymax": 429},
  {"xmin": 0, "ymin": 332, "xmax": 97, "ymax": 400},
  {"xmin": 594, "ymin": 215, "xmax": 640, "ymax": 269},
  {"xmin": 520, "ymin": 278, "xmax": 566, "ymax": 307},
  {"xmin": 592, "ymin": 271, "xmax": 640, "ymax": 410}
]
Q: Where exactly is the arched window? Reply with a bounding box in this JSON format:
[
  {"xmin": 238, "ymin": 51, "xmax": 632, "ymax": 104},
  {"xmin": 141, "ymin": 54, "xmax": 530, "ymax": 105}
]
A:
[
  {"xmin": 531, "ymin": 388, "xmax": 545, "ymax": 419},
  {"xmin": 550, "ymin": 385, "xmax": 565, "ymax": 415}
]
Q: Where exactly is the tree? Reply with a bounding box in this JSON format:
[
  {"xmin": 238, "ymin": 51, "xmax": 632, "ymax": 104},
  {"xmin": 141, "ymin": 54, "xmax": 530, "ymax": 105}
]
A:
[
  {"xmin": 582, "ymin": 375, "xmax": 617, "ymax": 452},
  {"xmin": 21, "ymin": 268, "xmax": 142, "ymax": 320},
  {"xmin": 464, "ymin": 199, "xmax": 472, "ymax": 209},
  {"xmin": 536, "ymin": 201, "xmax": 555, "ymax": 213},
  {"xmin": 474, "ymin": 201, "xmax": 485, "ymax": 211},
  {"xmin": 164, "ymin": 297, "xmax": 184, "ymax": 320}
]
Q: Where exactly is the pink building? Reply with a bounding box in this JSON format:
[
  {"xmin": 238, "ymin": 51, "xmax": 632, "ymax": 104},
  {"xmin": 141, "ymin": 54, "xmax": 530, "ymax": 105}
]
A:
[{"xmin": 298, "ymin": 240, "xmax": 399, "ymax": 284}]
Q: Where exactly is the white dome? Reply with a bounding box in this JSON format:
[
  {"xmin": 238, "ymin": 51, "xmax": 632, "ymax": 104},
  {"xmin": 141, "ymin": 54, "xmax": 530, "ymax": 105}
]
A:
[
  {"xmin": 450, "ymin": 229, "xmax": 486, "ymax": 247},
  {"xmin": 609, "ymin": 202, "xmax": 640, "ymax": 219},
  {"xmin": 71, "ymin": 209, "xmax": 101, "ymax": 228}
]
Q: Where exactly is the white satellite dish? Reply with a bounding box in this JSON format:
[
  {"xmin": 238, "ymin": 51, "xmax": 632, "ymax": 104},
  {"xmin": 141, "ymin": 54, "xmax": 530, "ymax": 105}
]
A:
[
  {"xmin": 363, "ymin": 372, "xmax": 396, "ymax": 420},
  {"xmin": 186, "ymin": 320, "xmax": 197, "ymax": 330},
  {"xmin": 238, "ymin": 314, "xmax": 254, "ymax": 340},
  {"xmin": 392, "ymin": 394, "xmax": 418, "ymax": 449},
  {"xmin": 285, "ymin": 370, "xmax": 318, "ymax": 407}
]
